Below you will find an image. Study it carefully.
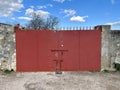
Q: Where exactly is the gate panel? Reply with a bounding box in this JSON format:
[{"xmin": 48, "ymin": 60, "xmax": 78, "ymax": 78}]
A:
[
  {"xmin": 38, "ymin": 31, "xmax": 57, "ymax": 71},
  {"xmin": 58, "ymin": 31, "xmax": 79, "ymax": 71},
  {"xmin": 79, "ymin": 30, "xmax": 101, "ymax": 70},
  {"xmin": 16, "ymin": 31, "xmax": 38, "ymax": 71}
]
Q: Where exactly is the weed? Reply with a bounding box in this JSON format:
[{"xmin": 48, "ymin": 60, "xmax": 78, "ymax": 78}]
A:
[
  {"xmin": 3, "ymin": 69, "xmax": 14, "ymax": 74},
  {"xmin": 114, "ymin": 63, "xmax": 120, "ymax": 71}
]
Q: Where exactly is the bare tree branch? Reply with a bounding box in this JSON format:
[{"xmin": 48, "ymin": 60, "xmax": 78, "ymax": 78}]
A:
[{"xmin": 26, "ymin": 13, "xmax": 59, "ymax": 30}]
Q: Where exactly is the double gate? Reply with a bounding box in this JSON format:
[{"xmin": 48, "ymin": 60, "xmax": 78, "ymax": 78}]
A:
[{"xmin": 16, "ymin": 29, "xmax": 101, "ymax": 71}]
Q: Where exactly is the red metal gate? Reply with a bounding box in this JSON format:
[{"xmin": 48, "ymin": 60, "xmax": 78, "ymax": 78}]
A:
[{"xmin": 16, "ymin": 29, "xmax": 101, "ymax": 72}]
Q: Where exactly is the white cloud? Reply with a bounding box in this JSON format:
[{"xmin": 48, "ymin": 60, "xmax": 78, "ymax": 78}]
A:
[
  {"xmin": 35, "ymin": 10, "xmax": 50, "ymax": 17},
  {"xmin": 111, "ymin": 0, "xmax": 116, "ymax": 4},
  {"xmin": 30, "ymin": 6, "xmax": 34, "ymax": 9},
  {"xmin": 25, "ymin": 8, "xmax": 50, "ymax": 18},
  {"xmin": 22, "ymin": 6, "xmax": 50, "ymax": 21},
  {"xmin": 0, "ymin": 0, "xmax": 23, "ymax": 17},
  {"xmin": 11, "ymin": 17, "xmax": 15, "ymax": 20},
  {"xmin": 106, "ymin": 21, "xmax": 120, "ymax": 26},
  {"xmin": 18, "ymin": 17, "xmax": 32, "ymax": 21},
  {"xmin": 63, "ymin": 9, "xmax": 76, "ymax": 17},
  {"xmin": 70, "ymin": 16, "xmax": 88, "ymax": 22},
  {"xmin": 53, "ymin": 0, "xmax": 65, "ymax": 3},
  {"xmin": 25, "ymin": 8, "xmax": 34, "ymax": 15},
  {"xmin": 37, "ymin": 4, "xmax": 53, "ymax": 9}
]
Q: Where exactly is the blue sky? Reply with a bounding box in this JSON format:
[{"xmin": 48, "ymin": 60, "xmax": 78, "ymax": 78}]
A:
[{"xmin": 0, "ymin": 0, "xmax": 120, "ymax": 29}]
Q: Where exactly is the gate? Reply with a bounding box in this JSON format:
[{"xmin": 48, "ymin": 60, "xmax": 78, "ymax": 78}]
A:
[{"xmin": 16, "ymin": 29, "xmax": 101, "ymax": 72}]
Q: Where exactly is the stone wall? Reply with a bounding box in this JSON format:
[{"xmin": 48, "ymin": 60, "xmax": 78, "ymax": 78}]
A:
[
  {"xmin": 98, "ymin": 25, "xmax": 120, "ymax": 70},
  {"xmin": 0, "ymin": 23, "xmax": 16, "ymax": 70},
  {"xmin": 110, "ymin": 31, "xmax": 120, "ymax": 66}
]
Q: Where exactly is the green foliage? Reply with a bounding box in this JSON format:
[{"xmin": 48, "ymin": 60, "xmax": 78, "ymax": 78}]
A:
[
  {"xmin": 114, "ymin": 63, "xmax": 120, "ymax": 71},
  {"xmin": 3, "ymin": 69, "xmax": 14, "ymax": 74}
]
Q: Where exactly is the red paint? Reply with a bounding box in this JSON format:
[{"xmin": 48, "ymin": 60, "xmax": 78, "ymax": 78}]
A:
[{"xmin": 16, "ymin": 30, "xmax": 101, "ymax": 72}]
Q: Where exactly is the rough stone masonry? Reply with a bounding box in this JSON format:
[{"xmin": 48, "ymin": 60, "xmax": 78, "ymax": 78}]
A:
[
  {"xmin": 110, "ymin": 30, "xmax": 120, "ymax": 67},
  {"xmin": 0, "ymin": 23, "xmax": 16, "ymax": 70},
  {"xmin": 0, "ymin": 23, "xmax": 120, "ymax": 71}
]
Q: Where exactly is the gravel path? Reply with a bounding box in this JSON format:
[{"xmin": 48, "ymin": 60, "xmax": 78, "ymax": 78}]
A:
[{"xmin": 0, "ymin": 71, "xmax": 120, "ymax": 90}]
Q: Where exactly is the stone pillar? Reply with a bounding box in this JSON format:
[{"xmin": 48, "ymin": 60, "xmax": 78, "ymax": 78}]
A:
[
  {"xmin": 0, "ymin": 24, "xmax": 16, "ymax": 71},
  {"xmin": 95, "ymin": 25, "xmax": 111, "ymax": 70}
]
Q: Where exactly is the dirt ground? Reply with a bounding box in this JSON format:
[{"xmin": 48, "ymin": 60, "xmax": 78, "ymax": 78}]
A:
[{"xmin": 0, "ymin": 71, "xmax": 120, "ymax": 90}]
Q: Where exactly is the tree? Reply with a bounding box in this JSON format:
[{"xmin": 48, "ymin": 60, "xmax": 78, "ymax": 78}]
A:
[{"xmin": 26, "ymin": 13, "xmax": 59, "ymax": 30}]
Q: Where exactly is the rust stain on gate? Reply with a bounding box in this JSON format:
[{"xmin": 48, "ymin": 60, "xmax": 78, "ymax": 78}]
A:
[{"xmin": 16, "ymin": 29, "xmax": 101, "ymax": 72}]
